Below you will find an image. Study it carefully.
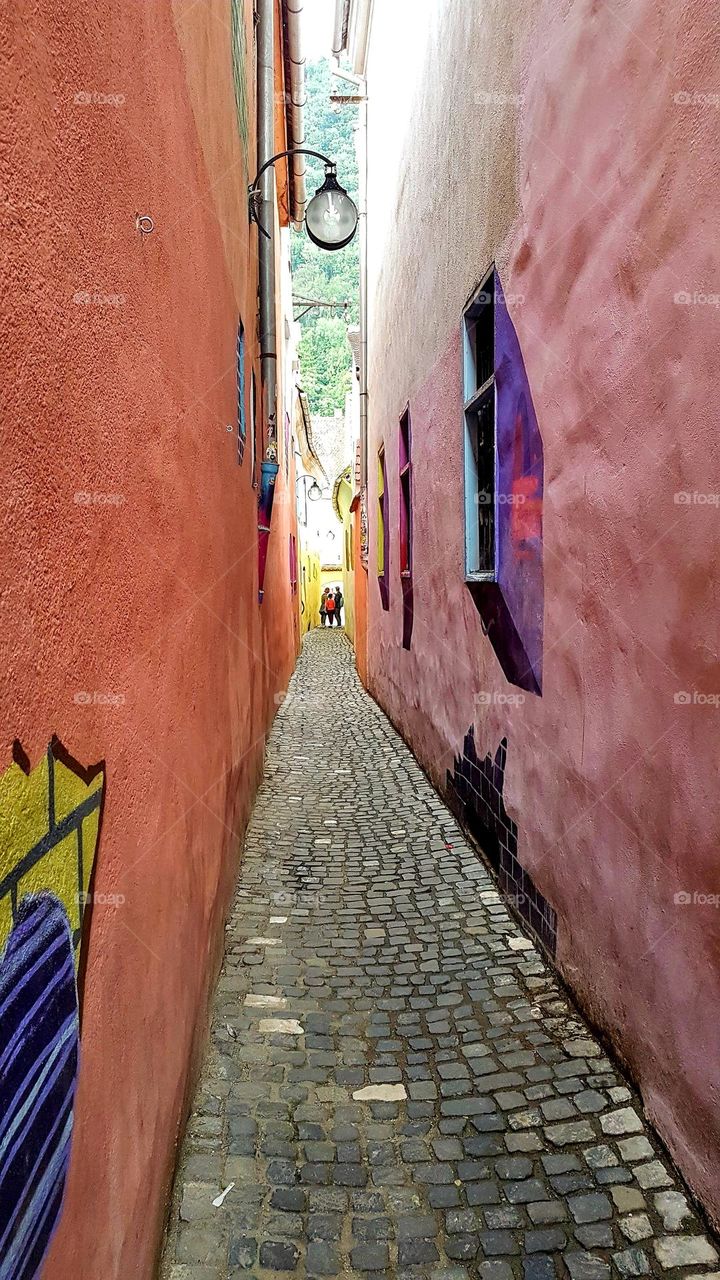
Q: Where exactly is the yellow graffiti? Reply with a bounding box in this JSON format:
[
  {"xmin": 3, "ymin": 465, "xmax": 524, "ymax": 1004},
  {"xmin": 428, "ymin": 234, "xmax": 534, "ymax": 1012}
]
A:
[{"xmin": 0, "ymin": 742, "xmax": 104, "ymax": 966}]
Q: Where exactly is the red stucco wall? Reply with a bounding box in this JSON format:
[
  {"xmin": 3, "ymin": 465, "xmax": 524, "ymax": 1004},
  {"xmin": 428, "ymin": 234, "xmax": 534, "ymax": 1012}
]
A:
[
  {"xmin": 1, "ymin": 1, "xmax": 298, "ymax": 1275},
  {"xmin": 365, "ymin": 0, "xmax": 720, "ymax": 1225}
]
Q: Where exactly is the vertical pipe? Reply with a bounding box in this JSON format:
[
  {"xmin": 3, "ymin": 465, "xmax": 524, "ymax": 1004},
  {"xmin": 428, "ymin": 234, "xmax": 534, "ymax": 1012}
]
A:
[
  {"xmin": 257, "ymin": 0, "xmax": 277, "ymax": 457},
  {"xmin": 257, "ymin": 0, "xmax": 279, "ymax": 603},
  {"xmin": 357, "ymin": 85, "xmax": 368, "ymax": 491}
]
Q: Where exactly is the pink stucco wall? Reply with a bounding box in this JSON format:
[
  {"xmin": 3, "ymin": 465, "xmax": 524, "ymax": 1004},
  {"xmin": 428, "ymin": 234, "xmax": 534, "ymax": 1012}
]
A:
[
  {"xmin": 1, "ymin": 1, "xmax": 298, "ymax": 1275},
  {"xmin": 365, "ymin": 0, "xmax": 720, "ymax": 1224}
]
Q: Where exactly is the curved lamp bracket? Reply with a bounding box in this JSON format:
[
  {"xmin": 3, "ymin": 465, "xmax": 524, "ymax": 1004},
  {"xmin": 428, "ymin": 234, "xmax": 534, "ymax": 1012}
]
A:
[{"xmin": 248, "ymin": 148, "xmax": 336, "ymax": 239}]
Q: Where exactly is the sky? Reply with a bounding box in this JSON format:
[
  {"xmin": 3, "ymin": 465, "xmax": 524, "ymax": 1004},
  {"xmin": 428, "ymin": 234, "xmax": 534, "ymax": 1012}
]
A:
[{"xmin": 302, "ymin": 0, "xmax": 336, "ymax": 60}]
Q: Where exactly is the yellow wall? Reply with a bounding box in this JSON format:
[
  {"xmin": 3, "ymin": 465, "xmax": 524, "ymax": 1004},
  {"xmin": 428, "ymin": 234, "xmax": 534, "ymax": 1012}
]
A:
[
  {"xmin": 333, "ymin": 471, "xmax": 355, "ymax": 643},
  {"xmin": 0, "ymin": 742, "xmax": 104, "ymax": 964},
  {"xmin": 299, "ymin": 546, "xmax": 321, "ymax": 633}
]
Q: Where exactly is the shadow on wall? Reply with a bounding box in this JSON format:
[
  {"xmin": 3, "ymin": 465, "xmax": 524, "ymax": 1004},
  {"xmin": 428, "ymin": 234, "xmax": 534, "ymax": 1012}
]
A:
[
  {"xmin": 0, "ymin": 739, "xmax": 105, "ymax": 1279},
  {"xmin": 447, "ymin": 729, "xmax": 557, "ymax": 956},
  {"xmin": 471, "ymin": 273, "xmax": 544, "ymax": 696}
]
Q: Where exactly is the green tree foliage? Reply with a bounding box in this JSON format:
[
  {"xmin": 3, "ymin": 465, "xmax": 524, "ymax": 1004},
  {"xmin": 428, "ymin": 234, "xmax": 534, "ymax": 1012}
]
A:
[
  {"xmin": 298, "ymin": 318, "xmax": 353, "ymax": 416},
  {"xmin": 292, "ymin": 60, "xmax": 360, "ymax": 414}
]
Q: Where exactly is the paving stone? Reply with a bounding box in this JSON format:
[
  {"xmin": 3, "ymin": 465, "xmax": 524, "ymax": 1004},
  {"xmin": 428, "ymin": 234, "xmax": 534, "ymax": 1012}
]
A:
[
  {"xmin": 613, "ymin": 1247, "xmax": 650, "ymax": 1276},
  {"xmin": 546, "ymin": 1121, "xmax": 595, "ymax": 1146},
  {"xmin": 308, "ymin": 1213, "xmax": 342, "ymax": 1241},
  {"xmin": 653, "ymin": 1189, "xmax": 692, "ymax": 1230},
  {"xmin": 398, "ymin": 1238, "xmax": 441, "ymax": 1265},
  {"xmin": 528, "ymin": 1201, "xmax": 567, "ymax": 1224},
  {"xmin": 524, "ymin": 1227, "xmax": 567, "ymax": 1252},
  {"xmin": 306, "ymin": 1241, "xmax": 340, "ymax": 1275},
  {"xmin": 620, "ymin": 1214, "xmax": 652, "ymax": 1243},
  {"xmin": 481, "ymin": 1263, "xmax": 515, "ymax": 1280},
  {"xmin": 654, "ymin": 1236, "xmax": 719, "ymax": 1269},
  {"xmin": 523, "ymin": 1258, "xmax": 558, "ymax": 1280},
  {"xmin": 258, "ymin": 1240, "xmax": 299, "ymax": 1270},
  {"xmin": 569, "ymin": 1193, "xmax": 613, "ymax": 1223},
  {"xmin": 564, "ymin": 1252, "xmax": 611, "ymax": 1280},
  {"xmin": 350, "ymin": 1242, "xmax": 390, "ymax": 1270},
  {"xmin": 633, "ymin": 1161, "xmax": 672, "ymax": 1191},
  {"xmin": 479, "ymin": 1230, "xmax": 519, "ymax": 1256},
  {"xmin": 495, "ymin": 1156, "xmax": 533, "ymax": 1180},
  {"xmin": 617, "ymin": 1138, "xmax": 654, "ymax": 1164},
  {"xmin": 610, "ymin": 1187, "xmax": 644, "ymax": 1213},
  {"xmin": 575, "ymin": 1224, "xmax": 614, "ymax": 1248},
  {"xmin": 228, "ymin": 1237, "xmax": 256, "ymax": 1268},
  {"xmin": 600, "ymin": 1110, "xmax": 643, "ymax": 1137}
]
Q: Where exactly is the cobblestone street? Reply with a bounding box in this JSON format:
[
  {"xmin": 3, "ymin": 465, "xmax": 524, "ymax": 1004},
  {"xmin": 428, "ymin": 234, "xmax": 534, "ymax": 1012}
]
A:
[{"xmin": 162, "ymin": 631, "xmax": 718, "ymax": 1280}]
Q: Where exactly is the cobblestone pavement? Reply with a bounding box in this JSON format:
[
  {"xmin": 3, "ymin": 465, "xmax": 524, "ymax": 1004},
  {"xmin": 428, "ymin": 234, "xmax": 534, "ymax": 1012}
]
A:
[{"xmin": 161, "ymin": 630, "xmax": 718, "ymax": 1280}]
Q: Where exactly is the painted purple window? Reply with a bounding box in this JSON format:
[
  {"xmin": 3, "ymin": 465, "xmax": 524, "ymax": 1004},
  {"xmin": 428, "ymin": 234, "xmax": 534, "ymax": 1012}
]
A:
[
  {"xmin": 399, "ymin": 406, "xmax": 414, "ymax": 648},
  {"xmin": 462, "ymin": 266, "xmax": 544, "ymax": 694},
  {"xmin": 377, "ymin": 444, "xmax": 389, "ymax": 610},
  {"xmin": 236, "ymin": 319, "xmax": 246, "ymax": 465},
  {"xmin": 399, "ymin": 406, "xmax": 412, "ymax": 576}
]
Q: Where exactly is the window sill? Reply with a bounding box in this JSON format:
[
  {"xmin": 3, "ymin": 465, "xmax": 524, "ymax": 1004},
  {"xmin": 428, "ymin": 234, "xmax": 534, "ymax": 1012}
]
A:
[{"xmin": 465, "ymin": 570, "xmax": 496, "ymax": 584}]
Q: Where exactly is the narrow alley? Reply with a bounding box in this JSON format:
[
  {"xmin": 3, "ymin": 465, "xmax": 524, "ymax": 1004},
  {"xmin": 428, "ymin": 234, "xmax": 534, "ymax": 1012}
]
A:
[{"xmin": 162, "ymin": 632, "xmax": 717, "ymax": 1280}]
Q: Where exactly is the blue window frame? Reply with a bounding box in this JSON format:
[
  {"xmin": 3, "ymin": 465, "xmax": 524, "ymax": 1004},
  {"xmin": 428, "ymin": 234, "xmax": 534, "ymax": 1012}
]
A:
[{"xmin": 462, "ymin": 267, "xmax": 496, "ymax": 580}]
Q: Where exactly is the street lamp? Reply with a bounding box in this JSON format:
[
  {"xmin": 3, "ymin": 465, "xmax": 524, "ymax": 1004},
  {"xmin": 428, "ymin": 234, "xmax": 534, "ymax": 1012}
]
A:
[
  {"xmin": 305, "ymin": 168, "xmax": 358, "ymax": 251},
  {"xmin": 249, "ymin": 149, "xmax": 358, "ymax": 251}
]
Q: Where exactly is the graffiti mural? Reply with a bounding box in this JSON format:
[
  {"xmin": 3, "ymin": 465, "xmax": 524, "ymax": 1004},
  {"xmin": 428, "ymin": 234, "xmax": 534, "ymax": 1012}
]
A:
[
  {"xmin": 0, "ymin": 739, "xmax": 104, "ymax": 1279},
  {"xmin": 470, "ymin": 272, "xmax": 544, "ymax": 694},
  {"xmin": 447, "ymin": 728, "xmax": 557, "ymax": 956}
]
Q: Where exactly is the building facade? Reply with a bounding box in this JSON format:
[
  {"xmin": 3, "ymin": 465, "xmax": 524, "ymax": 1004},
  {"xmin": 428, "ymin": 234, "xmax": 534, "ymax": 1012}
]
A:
[
  {"xmin": 0, "ymin": 1, "xmax": 304, "ymax": 1275},
  {"xmin": 337, "ymin": 0, "xmax": 720, "ymax": 1227}
]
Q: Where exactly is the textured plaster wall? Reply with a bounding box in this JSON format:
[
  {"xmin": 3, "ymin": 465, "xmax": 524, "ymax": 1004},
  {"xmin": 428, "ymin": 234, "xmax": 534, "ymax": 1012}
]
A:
[
  {"xmin": 0, "ymin": 1, "xmax": 297, "ymax": 1276},
  {"xmin": 365, "ymin": 0, "xmax": 720, "ymax": 1224}
]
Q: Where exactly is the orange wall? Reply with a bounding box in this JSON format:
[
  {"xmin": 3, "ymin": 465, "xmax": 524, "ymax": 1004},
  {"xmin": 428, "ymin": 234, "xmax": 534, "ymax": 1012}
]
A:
[{"xmin": 0, "ymin": 1, "xmax": 297, "ymax": 1276}]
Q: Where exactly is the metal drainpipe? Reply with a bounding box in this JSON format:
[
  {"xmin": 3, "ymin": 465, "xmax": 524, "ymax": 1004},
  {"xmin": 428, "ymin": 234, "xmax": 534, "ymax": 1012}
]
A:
[
  {"xmin": 257, "ymin": 0, "xmax": 277, "ymax": 459},
  {"xmin": 257, "ymin": 0, "xmax": 279, "ymax": 604},
  {"xmin": 284, "ymin": 0, "xmax": 307, "ymax": 227},
  {"xmin": 358, "ymin": 83, "xmax": 368, "ymax": 492}
]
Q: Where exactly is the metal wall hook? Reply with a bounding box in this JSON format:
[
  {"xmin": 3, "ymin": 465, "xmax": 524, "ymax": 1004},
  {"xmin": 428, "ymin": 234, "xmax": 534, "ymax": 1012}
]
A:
[{"xmin": 135, "ymin": 213, "xmax": 155, "ymax": 236}]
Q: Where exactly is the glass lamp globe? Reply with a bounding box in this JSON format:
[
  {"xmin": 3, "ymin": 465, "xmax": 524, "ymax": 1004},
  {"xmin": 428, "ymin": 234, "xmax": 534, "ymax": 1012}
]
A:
[{"xmin": 305, "ymin": 168, "xmax": 358, "ymax": 251}]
